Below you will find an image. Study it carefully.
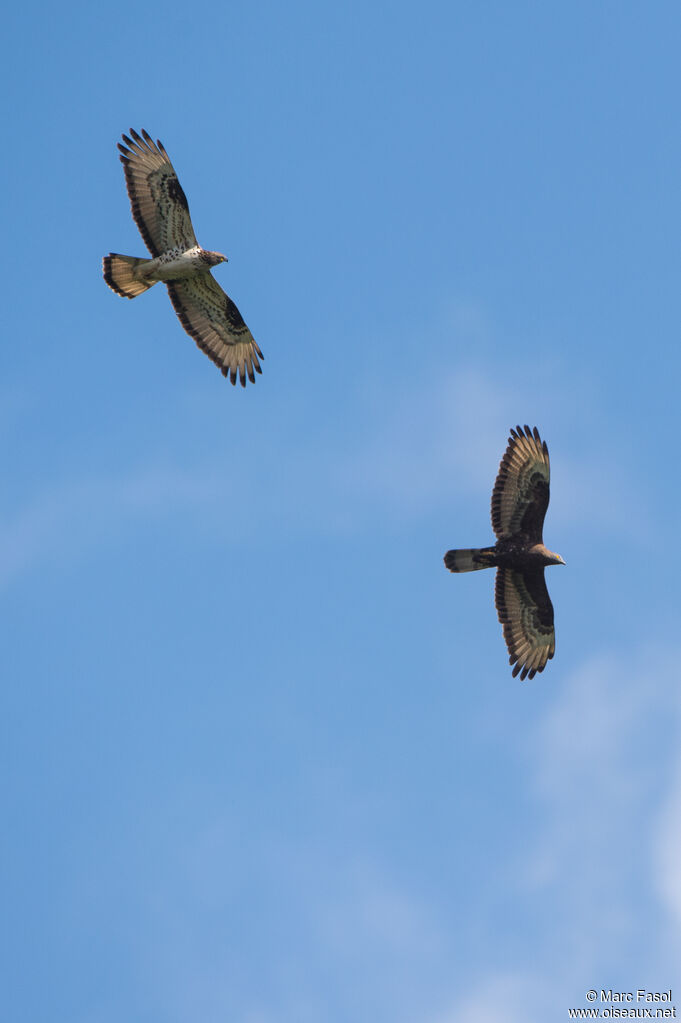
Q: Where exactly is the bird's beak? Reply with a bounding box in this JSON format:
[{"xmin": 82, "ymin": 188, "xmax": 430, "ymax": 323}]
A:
[{"xmin": 556, "ymin": 554, "xmax": 566, "ymax": 565}]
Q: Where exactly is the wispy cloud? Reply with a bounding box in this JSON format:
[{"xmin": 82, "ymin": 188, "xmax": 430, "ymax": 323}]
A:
[
  {"xmin": 334, "ymin": 356, "xmax": 658, "ymax": 546},
  {"xmin": 0, "ymin": 463, "xmax": 243, "ymax": 590},
  {"xmin": 520, "ymin": 649, "xmax": 677, "ymax": 970},
  {"xmin": 51, "ymin": 638, "xmax": 680, "ymax": 1023},
  {"xmin": 653, "ymin": 701, "xmax": 681, "ymax": 948},
  {"xmin": 334, "ymin": 364, "xmax": 518, "ymax": 515},
  {"xmin": 429, "ymin": 972, "xmax": 550, "ymax": 1023},
  {"xmin": 2, "ymin": 290, "xmax": 663, "ymax": 592},
  {"xmin": 428, "ymin": 644, "xmax": 681, "ymax": 1021}
]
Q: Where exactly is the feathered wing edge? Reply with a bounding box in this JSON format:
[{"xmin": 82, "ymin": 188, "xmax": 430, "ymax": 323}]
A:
[
  {"xmin": 166, "ymin": 274, "xmax": 264, "ymax": 387},
  {"xmin": 107, "ymin": 130, "xmax": 264, "ymax": 385},
  {"xmin": 118, "ymin": 129, "xmax": 198, "ymax": 257},
  {"xmin": 491, "ymin": 425, "xmax": 550, "ymax": 541},
  {"xmin": 495, "ymin": 566, "xmax": 555, "ymax": 681}
]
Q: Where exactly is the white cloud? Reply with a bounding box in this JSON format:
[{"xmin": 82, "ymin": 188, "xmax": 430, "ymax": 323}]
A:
[
  {"xmin": 652, "ymin": 701, "xmax": 681, "ymax": 944},
  {"xmin": 132, "ymin": 829, "xmax": 453, "ymax": 1023},
  {"xmin": 334, "ymin": 364, "xmax": 527, "ymax": 516},
  {"xmin": 0, "ymin": 459, "xmax": 262, "ymax": 591},
  {"xmin": 315, "ymin": 857, "xmax": 447, "ymax": 968},
  {"xmin": 330, "ymin": 335, "xmax": 658, "ymax": 541},
  {"xmin": 430, "ymin": 972, "xmax": 549, "ymax": 1023},
  {"xmin": 428, "ymin": 644, "xmax": 681, "ymax": 1023},
  {"xmin": 551, "ymin": 447, "xmax": 655, "ymax": 541},
  {"xmin": 68, "ymin": 642, "xmax": 681, "ymax": 1023},
  {"xmin": 2, "ymin": 293, "xmax": 662, "ymax": 592},
  {"xmin": 523, "ymin": 647, "xmax": 679, "ymax": 928}
]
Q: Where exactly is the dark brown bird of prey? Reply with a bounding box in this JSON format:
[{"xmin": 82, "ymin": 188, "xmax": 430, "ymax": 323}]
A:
[
  {"xmin": 444, "ymin": 425, "xmax": 565, "ymax": 680},
  {"xmin": 103, "ymin": 129, "xmax": 263, "ymax": 386}
]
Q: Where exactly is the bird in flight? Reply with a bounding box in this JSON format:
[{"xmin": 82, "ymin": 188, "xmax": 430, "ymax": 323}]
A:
[
  {"xmin": 444, "ymin": 425, "xmax": 565, "ymax": 680},
  {"xmin": 103, "ymin": 129, "xmax": 263, "ymax": 386}
]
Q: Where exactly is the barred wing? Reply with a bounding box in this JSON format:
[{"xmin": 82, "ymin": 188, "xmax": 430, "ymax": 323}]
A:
[
  {"xmin": 118, "ymin": 129, "xmax": 198, "ymax": 256},
  {"xmin": 491, "ymin": 425, "xmax": 550, "ymax": 541},
  {"xmin": 495, "ymin": 567, "xmax": 555, "ymax": 681},
  {"xmin": 166, "ymin": 273, "xmax": 263, "ymax": 386}
]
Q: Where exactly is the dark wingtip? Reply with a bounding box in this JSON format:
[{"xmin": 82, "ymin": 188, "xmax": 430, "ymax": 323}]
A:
[{"xmin": 139, "ymin": 130, "xmax": 156, "ymax": 153}]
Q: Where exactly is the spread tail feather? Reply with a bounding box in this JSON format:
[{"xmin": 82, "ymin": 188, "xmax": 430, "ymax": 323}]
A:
[
  {"xmin": 444, "ymin": 547, "xmax": 496, "ymax": 573},
  {"xmin": 103, "ymin": 254, "xmax": 155, "ymax": 298}
]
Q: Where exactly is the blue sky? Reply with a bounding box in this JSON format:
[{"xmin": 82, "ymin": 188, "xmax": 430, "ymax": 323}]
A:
[{"xmin": 2, "ymin": 2, "xmax": 681, "ymax": 1020}]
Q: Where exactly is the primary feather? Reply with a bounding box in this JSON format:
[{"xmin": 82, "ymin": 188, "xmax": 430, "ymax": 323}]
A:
[
  {"xmin": 444, "ymin": 426, "xmax": 564, "ymax": 681},
  {"xmin": 103, "ymin": 129, "xmax": 263, "ymax": 386}
]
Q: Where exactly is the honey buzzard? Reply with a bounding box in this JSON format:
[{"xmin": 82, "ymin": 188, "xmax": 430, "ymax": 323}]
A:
[
  {"xmin": 103, "ymin": 129, "xmax": 263, "ymax": 386},
  {"xmin": 444, "ymin": 426, "xmax": 565, "ymax": 680}
]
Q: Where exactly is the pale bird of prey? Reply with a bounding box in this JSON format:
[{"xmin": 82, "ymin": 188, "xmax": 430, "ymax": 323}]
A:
[
  {"xmin": 444, "ymin": 426, "xmax": 565, "ymax": 680},
  {"xmin": 103, "ymin": 129, "xmax": 263, "ymax": 386}
]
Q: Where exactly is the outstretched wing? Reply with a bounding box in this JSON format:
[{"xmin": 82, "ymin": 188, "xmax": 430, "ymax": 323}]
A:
[
  {"xmin": 491, "ymin": 425, "xmax": 550, "ymax": 541},
  {"xmin": 166, "ymin": 273, "xmax": 264, "ymax": 386},
  {"xmin": 495, "ymin": 567, "xmax": 555, "ymax": 680},
  {"xmin": 118, "ymin": 129, "xmax": 198, "ymax": 256}
]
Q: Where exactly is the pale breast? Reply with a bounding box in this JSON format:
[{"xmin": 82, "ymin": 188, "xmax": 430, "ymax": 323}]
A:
[{"xmin": 145, "ymin": 246, "xmax": 211, "ymax": 282}]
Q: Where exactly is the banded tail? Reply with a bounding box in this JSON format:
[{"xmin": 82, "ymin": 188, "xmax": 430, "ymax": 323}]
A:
[
  {"xmin": 103, "ymin": 254, "xmax": 155, "ymax": 299},
  {"xmin": 444, "ymin": 547, "xmax": 497, "ymax": 573}
]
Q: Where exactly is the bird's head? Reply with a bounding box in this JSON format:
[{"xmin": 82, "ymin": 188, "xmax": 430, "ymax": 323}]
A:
[
  {"xmin": 531, "ymin": 544, "xmax": 565, "ymax": 566},
  {"xmin": 205, "ymin": 250, "xmax": 228, "ymax": 266}
]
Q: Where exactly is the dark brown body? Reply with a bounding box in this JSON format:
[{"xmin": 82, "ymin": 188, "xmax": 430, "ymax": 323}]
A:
[
  {"xmin": 443, "ymin": 426, "xmax": 564, "ymax": 680},
  {"xmin": 453, "ymin": 540, "xmax": 564, "ymax": 573}
]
